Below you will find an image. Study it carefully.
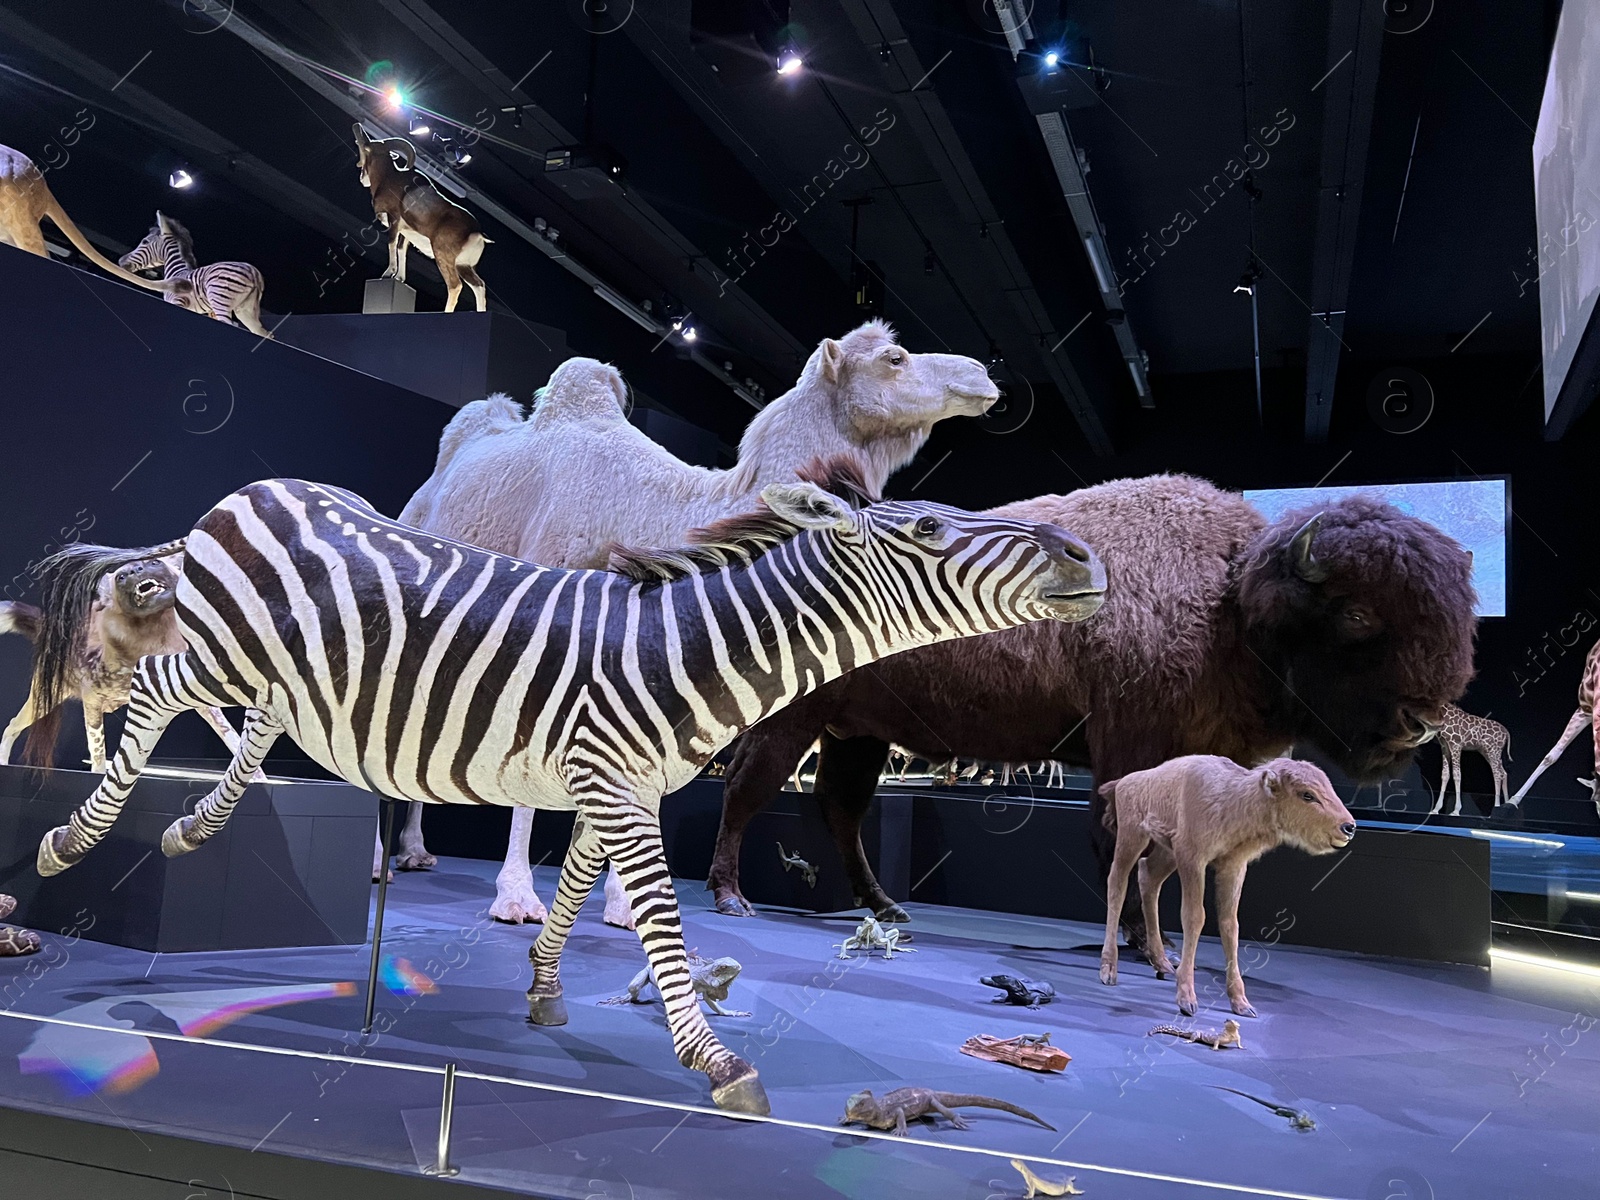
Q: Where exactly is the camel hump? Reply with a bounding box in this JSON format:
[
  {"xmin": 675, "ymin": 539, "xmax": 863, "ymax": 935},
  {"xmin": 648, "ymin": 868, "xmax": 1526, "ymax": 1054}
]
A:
[
  {"xmin": 528, "ymin": 357, "xmax": 630, "ymax": 426},
  {"xmin": 434, "ymin": 394, "xmax": 524, "ymax": 467}
]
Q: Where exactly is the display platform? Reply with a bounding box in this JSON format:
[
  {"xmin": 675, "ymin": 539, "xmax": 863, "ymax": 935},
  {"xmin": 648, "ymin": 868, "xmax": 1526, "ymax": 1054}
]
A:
[
  {"xmin": 0, "ymin": 857, "xmax": 1593, "ymax": 1199},
  {"xmin": 0, "ymin": 764, "xmax": 376, "ymax": 952}
]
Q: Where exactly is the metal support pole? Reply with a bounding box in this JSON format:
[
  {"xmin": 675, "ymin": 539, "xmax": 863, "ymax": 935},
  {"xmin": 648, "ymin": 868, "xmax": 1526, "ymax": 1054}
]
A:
[
  {"xmin": 423, "ymin": 1062, "xmax": 460, "ymax": 1177},
  {"xmin": 362, "ymin": 799, "xmax": 396, "ymax": 1034}
]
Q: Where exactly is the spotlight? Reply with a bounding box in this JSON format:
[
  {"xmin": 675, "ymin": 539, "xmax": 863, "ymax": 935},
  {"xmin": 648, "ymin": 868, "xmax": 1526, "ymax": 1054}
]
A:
[
  {"xmin": 168, "ymin": 168, "xmax": 194, "ymax": 190},
  {"xmin": 408, "ymin": 116, "xmax": 431, "ymax": 137},
  {"xmin": 449, "ymin": 146, "xmax": 473, "ymax": 167},
  {"xmin": 672, "ymin": 314, "xmax": 697, "ymax": 342},
  {"xmin": 1234, "ymin": 261, "xmax": 1261, "ymax": 296},
  {"xmin": 682, "ymin": 325, "xmax": 698, "ymax": 342},
  {"xmin": 1044, "ymin": 50, "xmax": 1060, "ymax": 67},
  {"xmin": 385, "ymin": 85, "xmax": 405, "ymax": 110},
  {"xmin": 776, "ymin": 48, "xmax": 804, "ymax": 76}
]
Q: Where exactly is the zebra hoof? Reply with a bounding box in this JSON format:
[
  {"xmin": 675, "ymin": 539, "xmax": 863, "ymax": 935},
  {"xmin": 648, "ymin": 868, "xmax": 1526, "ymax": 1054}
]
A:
[
  {"xmin": 710, "ymin": 1067, "xmax": 770, "ymax": 1117},
  {"xmin": 527, "ymin": 994, "xmax": 568, "ymax": 1026},
  {"xmin": 35, "ymin": 827, "xmax": 79, "ymax": 877},
  {"xmin": 161, "ymin": 817, "xmax": 200, "ymax": 858}
]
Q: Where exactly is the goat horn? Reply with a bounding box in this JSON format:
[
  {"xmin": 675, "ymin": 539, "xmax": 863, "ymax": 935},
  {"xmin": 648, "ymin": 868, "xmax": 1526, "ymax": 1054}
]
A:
[
  {"xmin": 388, "ymin": 138, "xmax": 416, "ymax": 171},
  {"xmin": 1288, "ymin": 513, "xmax": 1329, "ymax": 583}
]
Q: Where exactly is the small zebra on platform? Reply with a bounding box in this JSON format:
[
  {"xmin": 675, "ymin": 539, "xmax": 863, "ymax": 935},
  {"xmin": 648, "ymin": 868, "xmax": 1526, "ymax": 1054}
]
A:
[
  {"xmin": 119, "ymin": 211, "xmax": 272, "ymax": 339},
  {"xmin": 28, "ymin": 465, "xmax": 1105, "ymax": 1113}
]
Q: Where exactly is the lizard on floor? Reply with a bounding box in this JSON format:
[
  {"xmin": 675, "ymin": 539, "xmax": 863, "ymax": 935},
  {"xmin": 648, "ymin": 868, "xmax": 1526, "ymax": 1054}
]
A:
[
  {"xmin": 839, "ymin": 1087, "xmax": 1056, "ymax": 1136},
  {"xmin": 981, "ymin": 974, "xmax": 1055, "ymax": 1007},
  {"xmin": 1147, "ymin": 1018, "xmax": 1242, "ymax": 1050},
  {"xmin": 1011, "ymin": 1159, "xmax": 1084, "ymax": 1197},
  {"xmin": 600, "ymin": 951, "xmax": 750, "ymax": 1017},
  {"xmin": 1210, "ymin": 1085, "xmax": 1316, "ymax": 1130}
]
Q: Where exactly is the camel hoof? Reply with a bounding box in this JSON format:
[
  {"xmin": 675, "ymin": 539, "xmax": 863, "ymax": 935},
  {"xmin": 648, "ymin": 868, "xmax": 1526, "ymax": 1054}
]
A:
[
  {"xmin": 1232, "ymin": 999, "xmax": 1258, "ymax": 1018},
  {"xmin": 714, "ymin": 894, "xmax": 756, "ymax": 918},
  {"xmin": 160, "ymin": 817, "xmax": 200, "ymax": 858},
  {"xmin": 395, "ymin": 852, "xmax": 437, "ymax": 871},
  {"xmin": 1099, "ymin": 963, "xmax": 1117, "ymax": 986},
  {"xmin": 491, "ymin": 901, "xmax": 547, "ymax": 924},
  {"xmin": 711, "ymin": 1068, "xmax": 770, "ymax": 1116},
  {"xmin": 527, "ymin": 994, "xmax": 568, "ymax": 1026},
  {"xmin": 36, "ymin": 827, "xmax": 77, "ymax": 877}
]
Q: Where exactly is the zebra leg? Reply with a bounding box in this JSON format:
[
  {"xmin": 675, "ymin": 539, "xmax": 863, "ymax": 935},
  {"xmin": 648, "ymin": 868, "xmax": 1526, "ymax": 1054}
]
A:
[
  {"xmin": 234, "ymin": 275, "xmax": 273, "ymax": 339},
  {"xmin": 526, "ymin": 810, "xmax": 608, "ymax": 1021},
  {"xmin": 595, "ymin": 797, "xmax": 768, "ymax": 1115},
  {"xmin": 37, "ymin": 657, "xmax": 193, "ymax": 875},
  {"xmin": 161, "ymin": 710, "xmax": 282, "ymax": 855}
]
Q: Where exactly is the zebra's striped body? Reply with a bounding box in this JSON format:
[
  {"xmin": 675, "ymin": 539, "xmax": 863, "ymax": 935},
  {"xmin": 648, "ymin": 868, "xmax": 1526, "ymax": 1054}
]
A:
[
  {"xmin": 119, "ymin": 212, "xmax": 272, "ymax": 339},
  {"xmin": 34, "ymin": 472, "xmax": 1105, "ymax": 1113}
]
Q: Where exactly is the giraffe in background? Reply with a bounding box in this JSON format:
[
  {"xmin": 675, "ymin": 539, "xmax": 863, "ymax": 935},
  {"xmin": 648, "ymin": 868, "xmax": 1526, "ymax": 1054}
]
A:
[
  {"xmin": 1430, "ymin": 703, "xmax": 1511, "ymax": 816},
  {"xmin": 1508, "ymin": 638, "xmax": 1600, "ymax": 809}
]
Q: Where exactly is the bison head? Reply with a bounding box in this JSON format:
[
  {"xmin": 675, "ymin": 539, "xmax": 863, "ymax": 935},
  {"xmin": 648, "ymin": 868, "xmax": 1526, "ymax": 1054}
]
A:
[{"xmin": 1238, "ymin": 496, "xmax": 1476, "ymax": 782}]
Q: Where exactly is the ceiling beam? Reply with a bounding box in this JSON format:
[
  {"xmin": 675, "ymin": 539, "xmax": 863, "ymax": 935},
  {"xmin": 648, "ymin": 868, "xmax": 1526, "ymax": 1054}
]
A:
[{"xmin": 1302, "ymin": 0, "xmax": 1385, "ymax": 442}]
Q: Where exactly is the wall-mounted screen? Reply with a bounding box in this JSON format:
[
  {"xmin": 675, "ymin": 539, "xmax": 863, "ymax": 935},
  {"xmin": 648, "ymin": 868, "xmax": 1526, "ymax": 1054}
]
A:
[
  {"xmin": 1535, "ymin": 0, "xmax": 1600, "ymax": 422},
  {"xmin": 1243, "ymin": 480, "xmax": 1508, "ymax": 617}
]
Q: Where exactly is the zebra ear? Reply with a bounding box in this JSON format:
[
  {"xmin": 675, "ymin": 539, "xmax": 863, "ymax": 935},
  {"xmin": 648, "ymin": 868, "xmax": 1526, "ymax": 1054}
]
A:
[{"xmin": 761, "ymin": 482, "xmax": 857, "ymax": 532}]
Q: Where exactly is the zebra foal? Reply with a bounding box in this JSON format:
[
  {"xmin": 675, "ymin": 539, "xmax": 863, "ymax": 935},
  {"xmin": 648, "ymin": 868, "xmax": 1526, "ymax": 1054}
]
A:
[
  {"xmin": 119, "ymin": 211, "xmax": 272, "ymax": 338},
  {"xmin": 31, "ymin": 468, "xmax": 1106, "ymax": 1113}
]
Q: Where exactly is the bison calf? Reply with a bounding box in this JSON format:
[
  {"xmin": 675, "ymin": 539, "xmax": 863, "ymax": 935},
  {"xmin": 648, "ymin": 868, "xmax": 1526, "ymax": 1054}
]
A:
[{"xmin": 1098, "ymin": 755, "xmax": 1355, "ymax": 1018}]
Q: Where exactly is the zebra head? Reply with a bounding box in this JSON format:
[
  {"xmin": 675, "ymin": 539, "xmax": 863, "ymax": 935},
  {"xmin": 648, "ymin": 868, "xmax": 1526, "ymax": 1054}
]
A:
[
  {"xmin": 118, "ymin": 224, "xmax": 168, "ymax": 273},
  {"xmin": 759, "ymin": 482, "xmax": 1107, "ymax": 644}
]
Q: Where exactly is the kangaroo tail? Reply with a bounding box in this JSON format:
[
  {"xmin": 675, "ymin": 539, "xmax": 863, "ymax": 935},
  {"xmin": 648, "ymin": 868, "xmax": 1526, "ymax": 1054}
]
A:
[
  {"xmin": 40, "ymin": 194, "xmax": 183, "ymax": 296},
  {"xmin": 939, "ymin": 1095, "xmax": 1055, "ymax": 1131},
  {"xmin": 0, "ymin": 602, "xmax": 41, "ymax": 643},
  {"xmin": 23, "ymin": 539, "xmax": 186, "ymax": 766}
]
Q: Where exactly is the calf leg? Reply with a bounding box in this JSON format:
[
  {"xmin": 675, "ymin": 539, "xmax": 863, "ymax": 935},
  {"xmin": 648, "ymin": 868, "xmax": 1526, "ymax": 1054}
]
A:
[
  {"xmin": 395, "ymin": 800, "xmax": 435, "ymax": 870},
  {"xmin": 1100, "ymin": 826, "xmax": 1150, "ymax": 987},
  {"xmin": 813, "ymin": 733, "xmax": 902, "ymax": 920},
  {"xmin": 709, "ymin": 705, "xmax": 825, "ymax": 917},
  {"xmin": 161, "ymin": 709, "xmax": 283, "ymax": 855},
  {"xmin": 1173, "ymin": 854, "xmax": 1208, "ymax": 1016},
  {"xmin": 1138, "ymin": 844, "xmax": 1178, "ymax": 979},
  {"xmin": 1213, "ymin": 853, "xmax": 1255, "ymax": 1017}
]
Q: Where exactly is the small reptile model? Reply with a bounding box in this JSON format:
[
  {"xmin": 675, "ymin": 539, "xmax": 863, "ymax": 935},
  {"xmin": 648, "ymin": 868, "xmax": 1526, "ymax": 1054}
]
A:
[
  {"xmin": 601, "ymin": 951, "xmax": 750, "ymax": 1017},
  {"xmin": 1011, "ymin": 1159, "xmax": 1084, "ymax": 1197},
  {"xmin": 961, "ymin": 1032, "xmax": 1070, "ymax": 1073},
  {"xmin": 981, "ymin": 974, "xmax": 1055, "ymax": 1007},
  {"xmin": 1147, "ymin": 1019, "xmax": 1243, "ymax": 1050},
  {"xmin": 0, "ymin": 896, "xmax": 39, "ymax": 957},
  {"xmin": 836, "ymin": 914, "xmax": 915, "ymax": 959},
  {"xmin": 1211, "ymin": 1085, "xmax": 1316, "ymax": 1130},
  {"xmin": 839, "ymin": 1087, "xmax": 1055, "ymax": 1136},
  {"xmin": 776, "ymin": 841, "xmax": 819, "ymax": 887}
]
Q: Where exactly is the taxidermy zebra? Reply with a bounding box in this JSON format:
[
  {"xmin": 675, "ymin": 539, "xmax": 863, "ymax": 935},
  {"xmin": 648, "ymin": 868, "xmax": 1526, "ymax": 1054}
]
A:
[
  {"xmin": 118, "ymin": 212, "xmax": 272, "ymax": 338},
  {"xmin": 29, "ymin": 464, "xmax": 1105, "ymax": 1114}
]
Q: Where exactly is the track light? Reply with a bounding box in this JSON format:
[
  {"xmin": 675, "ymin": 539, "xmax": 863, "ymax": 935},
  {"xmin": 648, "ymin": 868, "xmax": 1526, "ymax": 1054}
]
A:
[
  {"xmin": 449, "ymin": 146, "xmax": 473, "ymax": 167},
  {"xmin": 1235, "ymin": 260, "xmax": 1261, "ymax": 296},
  {"xmin": 777, "ymin": 48, "xmax": 804, "ymax": 76},
  {"xmin": 672, "ymin": 314, "xmax": 697, "ymax": 343},
  {"xmin": 385, "ymin": 85, "xmax": 405, "ymax": 110},
  {"xmin": 682, "ymin": 325, "xmax": 698, "ymax": 342},
  {"xmin": 408, "ymin": 116, "xmax": 431, "ymax": 137},
  {"xmin": 168, "ymin": 168, "xmax": 194, "ymax": 190},
  {"xmin": 1044, "ymin": 50, "xmax": 1061, "ymax": 68}
]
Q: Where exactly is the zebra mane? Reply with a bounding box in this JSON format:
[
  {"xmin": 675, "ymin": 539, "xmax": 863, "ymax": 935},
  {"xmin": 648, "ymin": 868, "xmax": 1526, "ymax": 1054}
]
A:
[
  {"xmin": 606, "ymin": 456, "xmax": 878, "ymax": 585},
  {"xmin": 156, "ymin": 216, "xmax": 197, "ymax": 265}
]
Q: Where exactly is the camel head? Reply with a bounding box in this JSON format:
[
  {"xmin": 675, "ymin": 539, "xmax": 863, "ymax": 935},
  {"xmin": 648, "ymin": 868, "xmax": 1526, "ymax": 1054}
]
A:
[
  {"xmin": 814, "ymin": 320, "xmax": 998, "ymax": 442},
  {"xmin": 1257, "ymin": 758, "xmax": 1356, "ymax": 854}
]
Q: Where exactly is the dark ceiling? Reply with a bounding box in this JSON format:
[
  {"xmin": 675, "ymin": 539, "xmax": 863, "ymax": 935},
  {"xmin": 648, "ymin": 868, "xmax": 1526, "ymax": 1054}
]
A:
[{"xmin": 0, "ymin": 0, "xmax": 1565, "ymax": 470}]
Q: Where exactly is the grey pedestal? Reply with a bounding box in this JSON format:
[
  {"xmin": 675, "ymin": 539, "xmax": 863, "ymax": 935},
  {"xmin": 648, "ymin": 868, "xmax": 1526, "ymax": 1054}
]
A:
[
  {"xmin": 0, "ymin": 764, "xmax": 376, "ymax": 952},
  {"xmin": 363, "ymin": 277, "xmax": 416, "ymax": 313}
]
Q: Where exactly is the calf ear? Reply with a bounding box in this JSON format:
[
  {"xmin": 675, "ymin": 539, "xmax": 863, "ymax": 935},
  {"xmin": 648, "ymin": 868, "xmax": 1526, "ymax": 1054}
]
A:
[
  {"xmin": 818, "ymin": 338, "xmax": 846, "ymax": 385},
  {"xmin": 761, "ymin": 482, "xmax": 858, "ymax": 532}
]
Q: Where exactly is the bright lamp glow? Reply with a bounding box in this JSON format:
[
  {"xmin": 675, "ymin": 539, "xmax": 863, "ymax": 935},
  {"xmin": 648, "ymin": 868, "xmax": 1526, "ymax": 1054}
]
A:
[
  {"xmin": 385, "ymin": 85, "xmax": 405, "ymax": 109},
  {"xmin": 682, "ymin": 325, "xmax": 698, "ymax": 342},
  {"xmin": 168, "ymin": 168, "xmax": 194, "ymax": 189},
  {"xmin": 1492, "ymin": 947, "xmax": 1600, "ymax": 979},
  {"xmin": 1044, "ymin": 50, "xmax": 1060, "ymax": 67},
  {"xmin": 777, "ymin": 53, "xmax": 803, "ymax": 76}
]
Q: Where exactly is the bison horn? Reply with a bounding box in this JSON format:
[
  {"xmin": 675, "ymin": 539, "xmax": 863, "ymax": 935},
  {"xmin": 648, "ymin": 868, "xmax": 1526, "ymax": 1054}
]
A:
[{"xmin": 1288, "ymin": 513, "xmax": 1329, "ymax": 583}]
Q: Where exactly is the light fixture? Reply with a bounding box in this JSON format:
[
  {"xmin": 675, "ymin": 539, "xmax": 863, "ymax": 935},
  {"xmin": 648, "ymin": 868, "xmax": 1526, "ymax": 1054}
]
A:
[
  {"xmin": 777, "ymin": 48, "xmax": 804, "ymax": 76},
  {"xmin": 408, "ymin": 116, "xmax": 431, "ymax": 137},
  {"xmin": 385, "ymin": 85, "xmax": 405, "ymax": 110},
  {"xmin": 682, "ymin": 325, "xmax": 698, "ymax": 342},
  {"xmin": 1044, "ymin": 50, "xmax": 1061, "ymax": 68},
  {"xmin": 1234, "ymin": 260, "xmax": 1260, "ymax": 296},
  {"xmin": 1083, "ymin": 231, "xmax": 1115, "ymax": 295},
  {"xmin": 168, "ymin": 168, "xmax": 194, "ymax": 189},
  {"xmin": 672, "ymin": 314, "xmax": 697, "ymax": 342},
  {"xmin": 449, "ymin": 146, "xmax": 473, "ymax": 167}
]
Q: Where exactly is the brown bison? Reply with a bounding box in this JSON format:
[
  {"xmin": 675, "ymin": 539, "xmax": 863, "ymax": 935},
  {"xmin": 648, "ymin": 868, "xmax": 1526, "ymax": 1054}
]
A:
[{"xmin": 707, "ymin": 474, "xmax": 1477, "ymax": 942}]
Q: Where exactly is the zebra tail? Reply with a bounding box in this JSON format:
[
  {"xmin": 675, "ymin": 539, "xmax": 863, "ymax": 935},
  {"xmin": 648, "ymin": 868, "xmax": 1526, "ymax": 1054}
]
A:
[
  {"xmin": 0, "ymin": 602, "xmax": 41, "ymax": 643},
  {"xmin": 23, "ymin": 539, "xmax": 186, "ymax": 767}
]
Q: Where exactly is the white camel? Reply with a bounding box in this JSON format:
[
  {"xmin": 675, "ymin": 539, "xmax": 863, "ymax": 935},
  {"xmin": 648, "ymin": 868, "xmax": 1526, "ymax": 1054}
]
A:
[{"xmin": 393, "ymin": 320, "xmax": 999, "ymax": 925}]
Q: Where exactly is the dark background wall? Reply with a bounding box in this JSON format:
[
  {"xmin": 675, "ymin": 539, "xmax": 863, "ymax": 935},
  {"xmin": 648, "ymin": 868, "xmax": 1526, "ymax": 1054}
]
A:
[{"xmin": 3, "ymin": 247, "xmax": 1597, "ymax": 845}]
